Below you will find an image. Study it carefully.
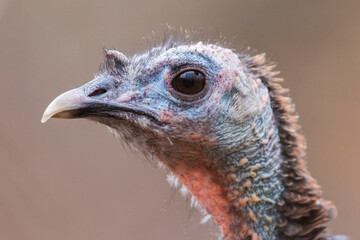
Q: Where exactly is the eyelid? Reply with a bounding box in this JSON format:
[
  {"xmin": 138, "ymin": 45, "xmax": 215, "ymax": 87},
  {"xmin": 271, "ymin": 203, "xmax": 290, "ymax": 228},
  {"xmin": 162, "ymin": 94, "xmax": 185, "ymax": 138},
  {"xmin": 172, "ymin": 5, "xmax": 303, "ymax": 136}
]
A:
[
  {"xmin": 169, "ymin": 65, "xmax": 206, "ymax": 80},
  {"xmin": 170, "ymin": 62, "xmax": 206, "ymax": 74}
]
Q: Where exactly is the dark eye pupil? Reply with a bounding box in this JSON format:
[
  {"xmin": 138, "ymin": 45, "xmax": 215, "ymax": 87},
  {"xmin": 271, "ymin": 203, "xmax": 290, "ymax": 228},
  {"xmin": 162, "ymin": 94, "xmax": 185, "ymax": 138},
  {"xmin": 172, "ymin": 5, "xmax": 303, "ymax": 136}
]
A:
[
  {"xmin": 172, "ymin": 70, "xmax": 205, "ymax": 95},
  {"xmin": 182, "ymin": 78, "xmax": 195, "ymax": 88}
]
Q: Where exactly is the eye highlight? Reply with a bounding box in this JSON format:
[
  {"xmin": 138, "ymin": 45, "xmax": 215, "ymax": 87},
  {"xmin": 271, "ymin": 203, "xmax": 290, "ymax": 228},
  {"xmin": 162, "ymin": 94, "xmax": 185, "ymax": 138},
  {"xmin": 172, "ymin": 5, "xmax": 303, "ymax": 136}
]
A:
[{"xmin": 171, "ymin": 70, "xmax": 206, "ymax": 95}]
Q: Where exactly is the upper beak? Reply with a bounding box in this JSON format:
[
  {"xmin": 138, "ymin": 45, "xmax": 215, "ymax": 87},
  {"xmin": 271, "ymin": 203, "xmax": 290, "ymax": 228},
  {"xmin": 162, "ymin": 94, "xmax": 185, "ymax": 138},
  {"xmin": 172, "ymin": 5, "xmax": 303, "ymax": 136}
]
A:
[{"xmin": 41, "ymin": 87, "xmax": 92, "ymax": 123}]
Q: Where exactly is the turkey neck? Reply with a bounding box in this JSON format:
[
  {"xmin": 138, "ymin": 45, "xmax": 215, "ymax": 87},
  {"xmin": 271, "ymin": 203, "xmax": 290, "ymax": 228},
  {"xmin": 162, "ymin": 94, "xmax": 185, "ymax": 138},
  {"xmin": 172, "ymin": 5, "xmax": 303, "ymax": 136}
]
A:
[{"xmin": 214, "ymin": 92, "xmax": 284, "ymax": 240}]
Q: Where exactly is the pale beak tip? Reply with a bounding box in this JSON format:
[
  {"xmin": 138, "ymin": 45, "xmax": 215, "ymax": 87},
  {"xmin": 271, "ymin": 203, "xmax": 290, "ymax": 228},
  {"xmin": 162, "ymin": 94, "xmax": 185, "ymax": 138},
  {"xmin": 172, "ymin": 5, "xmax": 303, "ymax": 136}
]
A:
[
  {"xmin": 40, "ymin": 114, "xmax": 50, "ymax": 123},
  {"xmin": 41, "ymin": 103, "xmax": 56, "ymax": 123}
]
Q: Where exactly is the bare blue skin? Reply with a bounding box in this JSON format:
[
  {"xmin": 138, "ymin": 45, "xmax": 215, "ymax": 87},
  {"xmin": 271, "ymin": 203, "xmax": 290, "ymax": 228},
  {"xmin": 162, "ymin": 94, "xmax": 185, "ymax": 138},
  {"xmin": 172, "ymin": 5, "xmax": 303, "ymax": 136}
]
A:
[{"xmin": 43, "ymin": 41, "xmax": 345, "ymax": 240}]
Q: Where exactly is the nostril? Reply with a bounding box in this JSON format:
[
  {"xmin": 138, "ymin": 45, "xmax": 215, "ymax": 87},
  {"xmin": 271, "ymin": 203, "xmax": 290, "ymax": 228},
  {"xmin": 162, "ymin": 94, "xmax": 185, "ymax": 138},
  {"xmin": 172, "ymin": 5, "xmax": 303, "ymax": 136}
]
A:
[{"xmin": 88, "ymin": 88, "xmax": 107, "ymax": 97}]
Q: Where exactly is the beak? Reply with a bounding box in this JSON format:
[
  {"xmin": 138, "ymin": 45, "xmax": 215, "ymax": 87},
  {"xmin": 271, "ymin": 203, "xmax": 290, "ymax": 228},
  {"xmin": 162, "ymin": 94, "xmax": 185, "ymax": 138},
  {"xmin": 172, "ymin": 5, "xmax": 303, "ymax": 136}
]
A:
[
  {"xmin": 41, "ymin": 83, "xmax": 162, "ymax": 124},
  {"xmin": 41, "ymin": 87, "xmax": 92, "ymax": 123}
]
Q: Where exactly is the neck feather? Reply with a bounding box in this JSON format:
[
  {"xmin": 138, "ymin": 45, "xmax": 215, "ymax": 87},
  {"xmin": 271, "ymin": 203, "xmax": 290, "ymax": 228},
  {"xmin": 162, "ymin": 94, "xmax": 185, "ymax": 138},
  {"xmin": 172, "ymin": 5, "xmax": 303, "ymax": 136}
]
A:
[{"xmin": 242, "ymin": 54, "xmax": 337, "ymax": 240}]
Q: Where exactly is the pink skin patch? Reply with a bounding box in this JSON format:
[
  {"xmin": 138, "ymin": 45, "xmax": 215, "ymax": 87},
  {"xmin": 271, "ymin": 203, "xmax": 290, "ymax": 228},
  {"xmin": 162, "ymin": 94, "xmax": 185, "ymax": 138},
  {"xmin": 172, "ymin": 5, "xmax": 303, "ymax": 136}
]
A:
[
  {"xmin": 166, "ymin": 161, "xmax": 250, "ymax": 240},
  {"xmin": 171, "ymin": 162, "xmax": 232, "ymax": 237},
  {"xmin": 159, "ymin": 110, "xmax": 173, "ymax": 122},
  {"xmin": 118, "ymin": 91, "xmax": 136, "ymax": 102}
]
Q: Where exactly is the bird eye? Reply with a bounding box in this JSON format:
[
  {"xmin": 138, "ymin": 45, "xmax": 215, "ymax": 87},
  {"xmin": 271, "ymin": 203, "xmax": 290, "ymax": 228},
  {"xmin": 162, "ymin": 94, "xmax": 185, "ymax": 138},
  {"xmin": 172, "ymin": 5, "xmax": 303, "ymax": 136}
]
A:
[{"xmin": 171, "ymin": 70, "xmax": 206, "ymax": 95}]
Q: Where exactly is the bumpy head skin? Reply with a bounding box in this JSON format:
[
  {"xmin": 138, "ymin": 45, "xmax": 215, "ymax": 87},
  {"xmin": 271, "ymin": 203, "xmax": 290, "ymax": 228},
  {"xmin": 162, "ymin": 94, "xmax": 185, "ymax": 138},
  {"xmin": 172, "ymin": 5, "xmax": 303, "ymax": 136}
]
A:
[{"xmin": 42, "ymin": 41, "xmax": 342, "ymax": 240}]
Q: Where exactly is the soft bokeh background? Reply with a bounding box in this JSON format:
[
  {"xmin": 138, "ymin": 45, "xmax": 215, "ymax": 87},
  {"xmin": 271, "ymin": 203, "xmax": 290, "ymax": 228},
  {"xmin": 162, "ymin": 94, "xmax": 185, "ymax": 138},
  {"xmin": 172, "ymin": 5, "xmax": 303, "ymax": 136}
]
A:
[{"xmin": 0, "ymin": 1, "xmax": 359, "ymax": 239}]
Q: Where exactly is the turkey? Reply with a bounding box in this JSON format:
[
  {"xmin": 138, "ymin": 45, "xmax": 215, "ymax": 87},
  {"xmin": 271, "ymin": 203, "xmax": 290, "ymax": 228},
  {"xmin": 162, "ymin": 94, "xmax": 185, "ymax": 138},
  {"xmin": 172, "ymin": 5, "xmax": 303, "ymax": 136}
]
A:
[{"xmin": 42, "ymin": 40, "xmax": 346, "ymax": 240}]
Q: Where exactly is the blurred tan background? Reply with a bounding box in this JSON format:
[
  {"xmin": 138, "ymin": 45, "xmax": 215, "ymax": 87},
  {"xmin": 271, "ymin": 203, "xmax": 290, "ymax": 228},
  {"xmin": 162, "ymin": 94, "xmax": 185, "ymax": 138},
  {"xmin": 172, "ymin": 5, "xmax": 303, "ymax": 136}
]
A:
[{"xmin": 0, "ymin": 0, "xmax": 359, "ymax": 239}]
